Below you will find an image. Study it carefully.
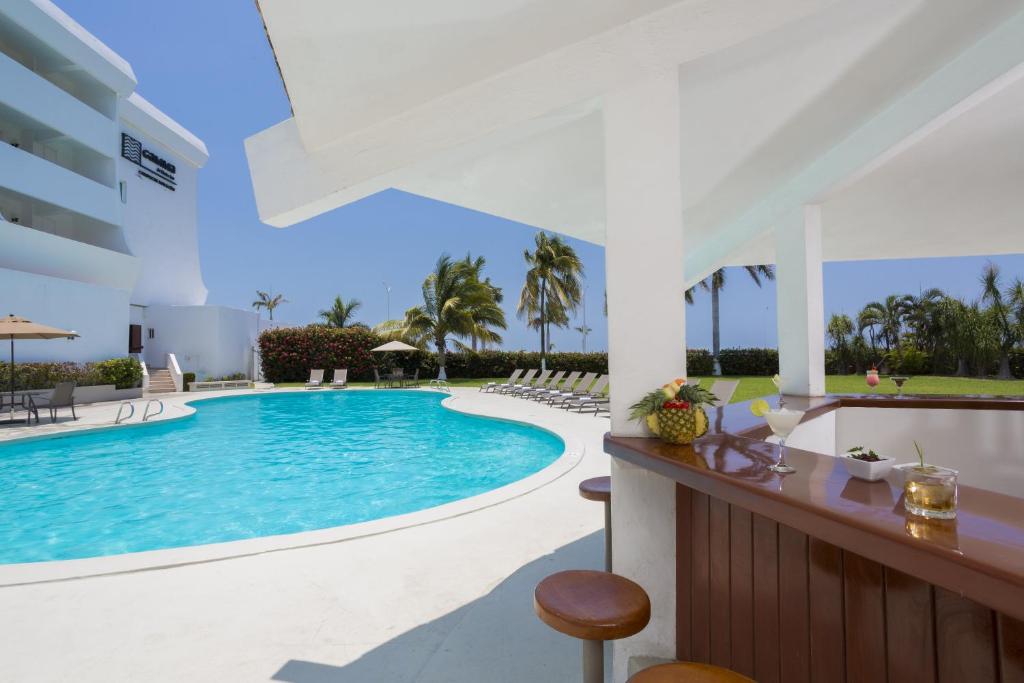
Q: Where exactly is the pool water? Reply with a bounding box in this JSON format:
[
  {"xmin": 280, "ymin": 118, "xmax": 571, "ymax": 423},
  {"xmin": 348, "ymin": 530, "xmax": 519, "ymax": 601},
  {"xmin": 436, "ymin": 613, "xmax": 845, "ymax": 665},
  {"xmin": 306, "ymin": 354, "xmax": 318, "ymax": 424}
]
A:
[{"xmin": 0, "ymin": 391, "xmax": 563, "ymax": 564}]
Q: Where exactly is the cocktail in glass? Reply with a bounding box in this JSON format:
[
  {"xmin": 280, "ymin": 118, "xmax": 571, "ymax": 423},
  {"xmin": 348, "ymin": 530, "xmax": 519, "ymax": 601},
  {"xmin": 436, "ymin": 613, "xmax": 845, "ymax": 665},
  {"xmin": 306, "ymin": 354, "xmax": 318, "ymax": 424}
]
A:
[
  {"xmin": 891, "ymin": 376, "xmax": 909, "ymax": 396},
  {"xmin": 764, "ymin": 408, "xmax": 805, "ymax": 474}
]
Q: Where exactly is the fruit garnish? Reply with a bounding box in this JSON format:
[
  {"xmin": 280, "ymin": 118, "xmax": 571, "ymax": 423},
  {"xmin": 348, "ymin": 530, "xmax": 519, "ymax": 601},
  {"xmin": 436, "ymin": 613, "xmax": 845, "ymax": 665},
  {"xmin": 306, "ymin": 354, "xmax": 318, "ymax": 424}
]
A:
[
  {"xmin": 662, "ymin": 400, "xmax": 691, "ymax": 410},
  {"xmin": 750, "ymin": 399, "xmax": 770, "ymax": 417}
]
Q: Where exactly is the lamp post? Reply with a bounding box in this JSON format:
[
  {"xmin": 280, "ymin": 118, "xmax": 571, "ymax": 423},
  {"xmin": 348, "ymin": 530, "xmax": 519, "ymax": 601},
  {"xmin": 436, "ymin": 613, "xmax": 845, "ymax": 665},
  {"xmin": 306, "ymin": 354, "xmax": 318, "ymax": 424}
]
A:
[{"xmin": 382, "ymin": 282, "xmax": 392, "ymax": 321}]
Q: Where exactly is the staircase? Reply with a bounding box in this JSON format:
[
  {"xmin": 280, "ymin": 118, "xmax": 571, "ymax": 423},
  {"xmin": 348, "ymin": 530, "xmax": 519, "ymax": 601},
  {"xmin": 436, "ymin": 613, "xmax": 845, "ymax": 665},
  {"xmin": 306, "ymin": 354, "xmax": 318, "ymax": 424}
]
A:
[{"xmin": 147, "ymin": 368, "xmax": 177, "ymax": 394}]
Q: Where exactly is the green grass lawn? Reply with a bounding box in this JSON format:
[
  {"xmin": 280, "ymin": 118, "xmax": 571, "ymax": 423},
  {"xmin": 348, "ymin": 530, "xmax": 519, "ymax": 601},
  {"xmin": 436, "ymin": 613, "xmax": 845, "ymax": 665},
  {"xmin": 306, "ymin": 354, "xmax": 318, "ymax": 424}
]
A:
[{"xmin": 272, "ymin": 375, "xmax": 1024, "ymax": 402}]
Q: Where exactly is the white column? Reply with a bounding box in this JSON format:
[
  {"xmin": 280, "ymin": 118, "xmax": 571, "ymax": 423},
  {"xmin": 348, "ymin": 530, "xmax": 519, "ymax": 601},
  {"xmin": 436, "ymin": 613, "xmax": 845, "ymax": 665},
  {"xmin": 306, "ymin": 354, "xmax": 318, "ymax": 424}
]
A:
[
  {"xmin": 604, "ymin": 74, "xmax": 686, "ymax": 683},
  {"xmin": 775, "ymin": 205, "xmax": 826, "ymax": 396},
  {"xmin": 604, "ymin": 74, "xmax": 687, "ymax": 437}
]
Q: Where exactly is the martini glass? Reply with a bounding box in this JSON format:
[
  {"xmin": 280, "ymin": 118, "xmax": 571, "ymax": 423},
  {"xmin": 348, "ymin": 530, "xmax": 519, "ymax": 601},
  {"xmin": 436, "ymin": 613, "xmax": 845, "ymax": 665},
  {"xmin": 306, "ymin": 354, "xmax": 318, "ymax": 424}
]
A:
[
  {"xmin": 764, "ymin": 408, "xmax": 805, "ymax": 474},
  {"xmin": 891, "ymin": 376, "xmax": 909, "ymax": 396}
]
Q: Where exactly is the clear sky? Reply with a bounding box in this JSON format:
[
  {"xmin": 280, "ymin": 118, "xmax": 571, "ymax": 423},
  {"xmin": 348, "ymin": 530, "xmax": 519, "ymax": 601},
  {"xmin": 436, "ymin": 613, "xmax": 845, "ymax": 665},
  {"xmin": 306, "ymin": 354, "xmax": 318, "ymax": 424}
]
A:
[{"xmin": 61, "ymin": 0, "xmax": 1024, "ymax": 353}]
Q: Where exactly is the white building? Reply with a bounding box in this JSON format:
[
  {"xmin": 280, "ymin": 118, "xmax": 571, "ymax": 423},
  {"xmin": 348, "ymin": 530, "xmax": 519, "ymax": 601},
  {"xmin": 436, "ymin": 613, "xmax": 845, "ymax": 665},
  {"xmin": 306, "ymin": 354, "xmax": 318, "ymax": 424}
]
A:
[{"xmin": 0, "ymin": 0, "xmax": 264, "ymax": 383}]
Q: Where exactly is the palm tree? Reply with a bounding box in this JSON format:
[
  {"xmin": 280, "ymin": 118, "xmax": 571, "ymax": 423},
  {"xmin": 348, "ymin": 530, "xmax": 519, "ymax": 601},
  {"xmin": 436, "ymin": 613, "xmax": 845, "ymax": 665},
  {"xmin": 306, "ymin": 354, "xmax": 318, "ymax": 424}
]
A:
[
  {"xmin": 318, "ymin": 295, "xmax": 362, "ymax": 328},
  {"xmin": 858, "ymin": 294, "xmax": 911, "ymax": 354},
  {"xmin": 252, "ymin": 290, "xmax": 286, "ymax": 321},
  {"xmin": 517, "ymin": 232, "xmax": 584, "ymax": 370},
  {"xmin": 903, "ymin": 288, "xmax": 945, "ymax": 351},
  {"xmin": 460, "ymin": 254, "xmax": 505, "ymax": 351},
  {"xmin": 697, "ymin": 266, "xmax": 774, "ymax": 375},
  {"xmin": 826, "ymin": 313, "xmax": 855, "ymax": 373},
  {"xmin": 980, "ymin": 262, "xmax": 1021, "ymax": 379},
  {"xmin": 574, "ymin": 324, "xmax": 593, "ymax": 352},
  {"xmin": 399, "ymin": 254, "xmax": 507, "ymax": 378}
]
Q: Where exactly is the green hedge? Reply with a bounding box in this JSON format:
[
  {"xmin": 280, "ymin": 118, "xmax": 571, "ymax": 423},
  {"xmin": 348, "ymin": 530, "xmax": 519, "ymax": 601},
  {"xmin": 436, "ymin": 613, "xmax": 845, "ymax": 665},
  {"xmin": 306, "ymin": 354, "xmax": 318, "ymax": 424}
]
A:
[
  {"xmin": 716, "ymin": 348, "xmax": 779, "ymax": 376},
  {"xmin": 0, "ymin": 357, "xmax": 142, "ymax": 390}
]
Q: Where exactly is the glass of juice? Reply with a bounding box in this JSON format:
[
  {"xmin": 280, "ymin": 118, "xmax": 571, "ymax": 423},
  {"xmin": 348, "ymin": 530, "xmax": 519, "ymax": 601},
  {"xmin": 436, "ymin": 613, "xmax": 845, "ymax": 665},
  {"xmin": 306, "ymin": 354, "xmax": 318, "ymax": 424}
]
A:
[{"xmin": 904, "ymin": 466, "xmax": 958, "ymax": 520}]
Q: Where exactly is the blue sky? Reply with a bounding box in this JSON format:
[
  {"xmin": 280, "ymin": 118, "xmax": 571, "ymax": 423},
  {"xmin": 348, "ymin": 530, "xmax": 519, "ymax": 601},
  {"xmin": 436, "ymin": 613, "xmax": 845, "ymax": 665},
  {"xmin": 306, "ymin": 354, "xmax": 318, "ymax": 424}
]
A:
[{"xmin": 63, "ymin": 0, "xmax": 1024, "ymax": 353}]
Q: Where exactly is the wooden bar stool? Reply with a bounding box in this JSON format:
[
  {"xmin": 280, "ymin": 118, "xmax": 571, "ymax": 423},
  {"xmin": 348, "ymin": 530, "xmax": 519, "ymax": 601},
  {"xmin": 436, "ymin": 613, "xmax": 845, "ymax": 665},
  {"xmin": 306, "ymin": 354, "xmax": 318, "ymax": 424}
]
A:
[
  {"xmin": 579, "ymin": 476, "xmax": 612, "ymax": 570},
  {"xmin": 627, "ymin": 662, "xmax": 754, "ymax": 682},
  {"xmin": 534, "ymin": 569, "xmax": 650, "ymax": 683}
]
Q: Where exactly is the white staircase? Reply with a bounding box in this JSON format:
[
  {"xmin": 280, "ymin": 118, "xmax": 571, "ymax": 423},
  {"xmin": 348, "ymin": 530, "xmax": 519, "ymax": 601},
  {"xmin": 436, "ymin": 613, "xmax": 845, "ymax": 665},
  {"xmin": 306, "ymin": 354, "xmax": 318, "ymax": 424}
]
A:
[{"xmin": 147, "ymin": 368, "xmax": 176, "ymax": 394}]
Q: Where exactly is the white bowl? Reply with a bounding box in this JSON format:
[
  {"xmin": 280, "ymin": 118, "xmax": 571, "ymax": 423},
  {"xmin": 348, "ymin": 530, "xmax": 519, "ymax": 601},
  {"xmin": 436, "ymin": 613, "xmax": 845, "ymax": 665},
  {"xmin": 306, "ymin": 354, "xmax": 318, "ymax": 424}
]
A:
[{"xmin": 842, "ymin": 455, "xmax": 895, "ymax": 482}]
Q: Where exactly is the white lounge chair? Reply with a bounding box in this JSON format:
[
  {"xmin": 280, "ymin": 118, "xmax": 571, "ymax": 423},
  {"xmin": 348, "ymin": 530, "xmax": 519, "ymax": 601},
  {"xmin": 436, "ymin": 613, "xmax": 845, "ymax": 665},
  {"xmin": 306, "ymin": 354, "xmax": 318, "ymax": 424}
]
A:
[
  {"xmin": 564, "ymin": 375, "xmax": 610, "ymax": 412},
  {"xmin": 534, "ymin": 370, "xmax": 581, "ymax": 402},
  {"xmin": 709, "ymin": 379, "xmax": 739, "ymax": 405},
  {"xmin": 483, "ymin": 369, "xmax": 522, "ymax": 393},
  {"xmin": 548, "ymin": 372, "xmax": 597, "ymax": 406},
  {"xmin": 305, "ymin": 369, "xmax": 325, "ymax": 389},
  {"xmin": 329, "ymin": 369, "xmax": 348, "ymax": 389},
  {"xmin": 522, "ymin": 370, "xmax": 565, "ymax": 399},
  {"xmin": 499, "ymin": 369, "xmax": 536, "ymax": 394},
  {"xmin": 511, "ymin": 369, "xmax": 551, "ymax": 396}
]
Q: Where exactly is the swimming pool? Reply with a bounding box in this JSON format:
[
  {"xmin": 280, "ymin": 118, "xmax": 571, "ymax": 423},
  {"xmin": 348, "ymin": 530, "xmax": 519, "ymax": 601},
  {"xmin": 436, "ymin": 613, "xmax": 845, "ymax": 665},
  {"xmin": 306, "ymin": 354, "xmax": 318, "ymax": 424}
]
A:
[{"xmin": 0, "ymin": 391, "xmax": 564, "ymax": 564}]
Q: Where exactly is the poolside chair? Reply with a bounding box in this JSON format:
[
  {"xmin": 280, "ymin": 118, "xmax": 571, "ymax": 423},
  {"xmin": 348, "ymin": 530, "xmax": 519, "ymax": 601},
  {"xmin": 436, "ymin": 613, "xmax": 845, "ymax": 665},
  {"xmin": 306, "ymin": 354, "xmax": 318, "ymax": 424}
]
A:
[
  {"xmin": 547, "ymin": 372, "xmax": 597, "ymax": 406},
  {"xmin": 709, "ymin": 379, "xmax": 739, "ymax": 405},
  {"xmin": 564, "ymin": 375, "xmax": 610, "ymax": 412},
  {"xmin": 33, "ymin": 381, "xmax": 77, "ymax": 422},
  {"xmin": 373, "ymin": 368, "xmax": 383, "ymax": 389},
  {"xmin": 511, "ymin": 369, "xmax": 550, "ymax": 397},
  {"xmin": 533, "ymin": 370, "xmax": 581, "ymax": 402},
  {"xmin": 482, "ymin": 369, "xmax": 522, "ymax": 393},
  {"xmin": 305, "ymin": 369, "xmax": 325, "ymax": 389},
  {"xmin": 408, "ymin": 368, "xmax": 420, "ymax": 388},
  {"xmin": 329, "ymin": 369, "xmax": 348, "ymax": 389},
  {"xmin": 522, "ymin": 370, "xmax": 564, "ymax": 399},
  {"xmin": 499, "ymin": 369, "xmax": 536, "ymax": 394}
]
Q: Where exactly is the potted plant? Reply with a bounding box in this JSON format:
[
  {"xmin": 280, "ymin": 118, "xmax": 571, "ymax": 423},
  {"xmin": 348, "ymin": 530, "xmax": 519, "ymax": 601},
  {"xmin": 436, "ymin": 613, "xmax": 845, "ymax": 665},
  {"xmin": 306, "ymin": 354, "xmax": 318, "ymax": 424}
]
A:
[
  {"xmin": 629, "ymin": 378, "xmax": 718, "ymax": 445},
  {"xmin": 842, "ymin": 445, "xmax": 894, "ymax": 481}
]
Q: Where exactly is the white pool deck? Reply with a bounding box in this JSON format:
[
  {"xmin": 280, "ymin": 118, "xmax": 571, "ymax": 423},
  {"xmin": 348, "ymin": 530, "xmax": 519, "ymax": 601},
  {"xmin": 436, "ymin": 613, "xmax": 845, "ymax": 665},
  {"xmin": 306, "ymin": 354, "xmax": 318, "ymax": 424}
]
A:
[{"xmin": 0, "ymin": 387, "xmax": 613, "ymax": 682}]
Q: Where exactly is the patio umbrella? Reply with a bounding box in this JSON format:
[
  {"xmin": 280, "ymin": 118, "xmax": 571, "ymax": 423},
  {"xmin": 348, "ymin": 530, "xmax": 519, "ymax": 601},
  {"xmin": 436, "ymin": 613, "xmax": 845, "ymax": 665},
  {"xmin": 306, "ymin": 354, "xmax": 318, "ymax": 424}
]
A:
[
  {"xmin": 370, "ymin": 340, "xmax": 419, "ymax": 353},
  {"xmin": 1, "ymin": 314, "xmax": 78, "ymax": 425}
]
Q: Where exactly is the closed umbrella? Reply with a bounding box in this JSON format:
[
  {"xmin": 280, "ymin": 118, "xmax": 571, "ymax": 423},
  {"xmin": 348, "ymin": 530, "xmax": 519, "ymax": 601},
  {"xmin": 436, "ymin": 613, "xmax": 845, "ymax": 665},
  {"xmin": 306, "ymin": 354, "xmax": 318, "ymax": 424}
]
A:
[{"xmin": 1, "ymin": 314, "xmax": 78, "ymax": 425}]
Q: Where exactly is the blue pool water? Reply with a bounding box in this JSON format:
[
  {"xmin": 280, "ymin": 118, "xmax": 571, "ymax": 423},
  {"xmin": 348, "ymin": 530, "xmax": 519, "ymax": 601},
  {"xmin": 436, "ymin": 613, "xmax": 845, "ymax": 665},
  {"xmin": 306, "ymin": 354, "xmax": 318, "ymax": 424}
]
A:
[{"xmin": 0, "ymin": 391, "xmax": 563, "ymax": 564}]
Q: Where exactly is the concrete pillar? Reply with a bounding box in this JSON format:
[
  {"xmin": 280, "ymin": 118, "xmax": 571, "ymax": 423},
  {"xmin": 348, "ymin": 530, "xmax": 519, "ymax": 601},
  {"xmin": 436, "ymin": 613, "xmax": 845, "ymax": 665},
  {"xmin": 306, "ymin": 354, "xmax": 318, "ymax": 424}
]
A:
[
  {"xmin": 775, "ymin": 205, "xmax": 826, "ymax": 396},
  {"xmin": 604, "ymin": 74, "xmax": 685, "ymax": 683},
  {"xmin": 604, "ymin": 74, "xmax": 687, "ymax": 437}
]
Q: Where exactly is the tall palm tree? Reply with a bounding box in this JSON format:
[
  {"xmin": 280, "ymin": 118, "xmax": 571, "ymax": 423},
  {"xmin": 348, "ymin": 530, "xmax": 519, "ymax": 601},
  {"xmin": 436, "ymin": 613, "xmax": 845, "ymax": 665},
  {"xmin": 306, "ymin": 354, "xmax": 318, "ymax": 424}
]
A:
[
  {"xmin": 698, "ymin": 265, "xmax": 774, "ymax": 375},
  {"xmin": 517, "ymin": 232, "xmax": 584, "ymax": 370},
  {"xmin": 858, "ymin": 294, "xmax": 911, "ymax": 353},
  {"xmin": 460, "ymin": 254, "xmax": 505, "ymax": 351},
  {"xmin": 318, "ymin": 295, "xmax": 362, "ymax": 328},
  {"xmin": 826, "ymin": 313, "xmax": 855, "ymax": 373},
  {"xmin": 252, "ymin": 290, "xmax": 286, "ymax": 321},
  {"xmin": 399, "ymin": 254, "xmax": 506, "ymax": 378},
  {"xmin": 903, "ymin": 288, "xmax": 945, "ymax": 351},
  {"xmin": 980, "ymin": 262, "xmax": 1021, "ymax": 379},
  {"xmin": 574, "ymin": 324, "xmax": 593, "ymax": 352}
]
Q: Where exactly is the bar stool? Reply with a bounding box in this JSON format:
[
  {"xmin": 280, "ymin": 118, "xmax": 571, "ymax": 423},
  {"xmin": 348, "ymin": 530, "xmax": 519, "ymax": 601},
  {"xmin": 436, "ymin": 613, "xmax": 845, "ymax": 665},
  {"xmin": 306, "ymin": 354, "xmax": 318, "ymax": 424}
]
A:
[
  {"xmin": 627, "ymin": 662, "xmax": 754, "ymax": 682},
  {"xmin": 579, "ymin": 476, "xmax": 612, "ymax": 570},
  {"xmin": 534, "ymin": 569, "xmax": 650, "ymax": 683}
]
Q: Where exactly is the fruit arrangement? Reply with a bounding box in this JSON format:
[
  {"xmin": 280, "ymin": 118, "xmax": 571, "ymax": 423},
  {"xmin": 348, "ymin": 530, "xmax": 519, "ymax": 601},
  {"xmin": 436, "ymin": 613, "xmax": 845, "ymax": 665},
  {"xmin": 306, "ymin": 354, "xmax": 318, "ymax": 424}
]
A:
[{"xmin": 629, "ymin": 378, "xmax": 719, "ymax": 445}]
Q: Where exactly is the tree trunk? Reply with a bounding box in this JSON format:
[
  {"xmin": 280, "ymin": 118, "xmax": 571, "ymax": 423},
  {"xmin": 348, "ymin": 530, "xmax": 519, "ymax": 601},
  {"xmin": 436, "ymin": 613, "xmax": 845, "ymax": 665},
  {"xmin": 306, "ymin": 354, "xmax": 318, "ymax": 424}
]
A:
[
  {"xmin": 711, "ymin": 283, "xmax": 722, "ymax": 376},
  {"xmin": 955, "ymin": 357, "xmax": 968, "ymax": 377},
  {"xmin": 998, "ymin": 352, "xmax": 1013, "ymax": 380},
  {"xmin": 539, "ymin": 278, "xmax": 547, "ymax": 372},
  {"xmin": 268, "ymin": 308, "xmax": 274, "ymax": 321},
  {"xmin": 436, "ymin": 335, "xmax": 447, "ymax": 380}
]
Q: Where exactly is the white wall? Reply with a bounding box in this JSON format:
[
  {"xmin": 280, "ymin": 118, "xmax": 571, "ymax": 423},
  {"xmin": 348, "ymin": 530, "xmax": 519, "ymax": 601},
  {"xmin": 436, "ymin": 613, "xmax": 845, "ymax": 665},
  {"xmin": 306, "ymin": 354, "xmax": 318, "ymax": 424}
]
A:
[
  {"xmin": 142, "ymin": 305, "xmax": 272, "ymax": 379},
  {"xmin": 0, "ymin": 266, "xmax": 128, "ymax": 362}
]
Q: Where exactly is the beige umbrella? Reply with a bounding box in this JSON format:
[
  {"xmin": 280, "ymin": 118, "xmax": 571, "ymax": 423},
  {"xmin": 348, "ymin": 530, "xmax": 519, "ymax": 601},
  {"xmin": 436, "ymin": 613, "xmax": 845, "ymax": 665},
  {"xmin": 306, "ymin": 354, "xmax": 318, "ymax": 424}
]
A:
[
  {"xmin": 1, "ymin": 314, "xmax": 78, "ymax": 424},
  {"xmin": 370, "ymin": 340, "xmax": 419, "ymax": 353}
]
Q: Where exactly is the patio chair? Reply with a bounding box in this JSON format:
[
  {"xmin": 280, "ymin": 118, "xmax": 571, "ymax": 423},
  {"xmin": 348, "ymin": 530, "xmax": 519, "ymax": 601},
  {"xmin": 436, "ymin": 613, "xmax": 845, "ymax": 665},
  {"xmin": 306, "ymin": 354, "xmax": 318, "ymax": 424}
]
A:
[
  {"xmin": 482, "ymin": 369, "xmax": 522, "ymax": 393},
  {"xmin": 548, "ymin": 372, "xmax": 597, "ymax": 406},
  {"xmin": 33, "ymin": 381, "xmax": 77, "ymax": 422},
  {"xmin": 373, "ymin": 368, "xmax": 383, "ymax": 389},
  {"xmin": 392, "ymin": 368, "xmax": 405, "ymax": 387},
  {"xmin": 511, "ymin": 369, "xmax": 550, "ymax": 397},
  {"xmin": 709, "ymin": 379, "xmax": 739, "ymax": 405},
  {"xmin": 408, "ymin": 368, "xmax": 420, "ymax": 387},
  {"xmin": 305, "ymin": 369, "xmax": 325, "ymax": 389},
  {"xmin": 534, "ymin": 370, "xmax": 581, "ymax": 402},
  {"xmin": 518, "ymin": 370, "xmax": 562, "ymax": 398},
  {"xmin": 499, "ymin": 369, "xmax": 536, "ymax": 394},
  {"xmin": 329, "ymin": 369, "xmax": 348, "ymax": 389},
  {"xmin": 564, "ymin": 375, "xmax": 610, "ymax": 412}
]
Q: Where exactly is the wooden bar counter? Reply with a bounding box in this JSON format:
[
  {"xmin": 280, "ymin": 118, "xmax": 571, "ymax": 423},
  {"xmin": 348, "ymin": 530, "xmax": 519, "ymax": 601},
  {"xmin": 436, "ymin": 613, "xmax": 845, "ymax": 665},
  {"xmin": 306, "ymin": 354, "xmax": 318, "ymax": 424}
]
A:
[{"xmin": 605, "ymin": 395, "xmax": 1024, "ymax": 682}]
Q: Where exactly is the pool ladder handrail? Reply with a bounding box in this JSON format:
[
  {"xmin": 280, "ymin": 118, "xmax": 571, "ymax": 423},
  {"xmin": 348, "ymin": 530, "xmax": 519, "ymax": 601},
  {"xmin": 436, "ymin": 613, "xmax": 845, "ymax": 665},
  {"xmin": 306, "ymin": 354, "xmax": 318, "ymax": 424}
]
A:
[
  {"xmin": 142, "ymin": 398, "xmax": 164, "ymax": 422},
  {"xmin": 114, "ymin": 401, "xmax": 135, "ymax": 424},
  {"xmin": 428, "ymin": 379, "xmax": 452, "ymax": 393}
]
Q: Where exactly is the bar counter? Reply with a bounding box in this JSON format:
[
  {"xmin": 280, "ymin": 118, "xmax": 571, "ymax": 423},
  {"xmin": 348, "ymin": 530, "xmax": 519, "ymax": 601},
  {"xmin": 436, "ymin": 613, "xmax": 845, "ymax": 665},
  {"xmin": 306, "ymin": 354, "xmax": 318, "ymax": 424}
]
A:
[{"xmin": 605, "ymin": 394, "xmax": 1024, "ymax": 682}]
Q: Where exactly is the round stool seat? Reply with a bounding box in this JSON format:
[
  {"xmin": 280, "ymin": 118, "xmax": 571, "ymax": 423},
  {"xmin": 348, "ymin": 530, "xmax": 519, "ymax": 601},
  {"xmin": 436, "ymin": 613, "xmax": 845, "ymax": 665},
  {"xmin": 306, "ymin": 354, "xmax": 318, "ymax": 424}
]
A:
[
  {"xmin": 534, "ymin": 570, "xmax": 650, "ymax": 641},
  {"xmin": 627, "ymin": 662, "xmax": 754, "ymax": 683},
  {"xmin": 578, "ymin": 476, "xmax": 611, "ymax": 503}
]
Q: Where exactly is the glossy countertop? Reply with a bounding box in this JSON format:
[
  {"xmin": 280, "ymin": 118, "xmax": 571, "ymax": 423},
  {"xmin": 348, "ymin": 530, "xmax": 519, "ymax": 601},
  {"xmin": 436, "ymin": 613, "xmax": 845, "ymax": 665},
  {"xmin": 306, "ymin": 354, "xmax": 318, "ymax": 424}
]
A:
[{"xmin": 605, "ymin": 393, "xmax": 1024, "ymax": 621}]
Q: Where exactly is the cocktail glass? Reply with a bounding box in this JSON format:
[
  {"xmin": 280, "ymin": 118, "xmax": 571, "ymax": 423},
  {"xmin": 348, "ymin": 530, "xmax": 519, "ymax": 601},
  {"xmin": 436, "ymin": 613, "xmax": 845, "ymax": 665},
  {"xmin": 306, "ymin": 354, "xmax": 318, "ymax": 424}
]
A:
[
  {"xmin": 764, "ymin": 408, "xmax": 805, "ymax": 474},
  {"xmin": 891, "ymin": 376, "xmax": 909, "ymax": 396}
]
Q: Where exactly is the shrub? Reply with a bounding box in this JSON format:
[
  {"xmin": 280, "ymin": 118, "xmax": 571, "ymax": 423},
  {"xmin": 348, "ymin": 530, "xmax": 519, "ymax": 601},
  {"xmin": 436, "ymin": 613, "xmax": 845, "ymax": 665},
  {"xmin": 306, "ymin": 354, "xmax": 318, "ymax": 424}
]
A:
[
  {"xmin": 717, "ymin": 348, "xmax": 779, "ymax": 376},
  {"xmin": 0, "ymin": 357, "xmax": 141, "ymax": 390},
  {"xmin": 90, "ymin": 357, "xmax": 143, "ymax": 389},
  {"xmin": 884, "ymin": 347, "xmax": 933, "ymax": 375},
  {"xmin": 259, "ymin": 325, "xmax": 381, "ymax": 382},
  {"xmin": 182, "ymin": 372, "xmax": 196, "ymax": 391},
  {"xmin": 686, "ymin": 349, "xmax": 714, "ymax": 376}
]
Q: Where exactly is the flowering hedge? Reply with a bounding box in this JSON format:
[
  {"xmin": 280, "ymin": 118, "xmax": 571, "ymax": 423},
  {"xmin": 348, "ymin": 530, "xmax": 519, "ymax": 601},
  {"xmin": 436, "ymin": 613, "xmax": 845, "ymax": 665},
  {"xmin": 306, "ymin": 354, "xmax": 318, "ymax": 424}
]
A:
[
  {"xmin": 259, "ymin": 326, "xmax": 381, "ymax": 382},
  {"xmin": 0, "ymin": 357, "xmax": 142, "ymax": 390}
]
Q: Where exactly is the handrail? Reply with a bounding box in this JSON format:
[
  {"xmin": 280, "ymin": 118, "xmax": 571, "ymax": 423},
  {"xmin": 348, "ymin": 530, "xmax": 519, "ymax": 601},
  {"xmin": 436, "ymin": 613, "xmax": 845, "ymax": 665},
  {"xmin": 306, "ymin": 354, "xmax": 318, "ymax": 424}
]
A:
[
  {"xmin": 114, "ymin": 401, "xmax": 135, "ymax": 424},
  {"xmin": 139, "ymin": 360, "xmax": 149, "ymax": 393},
  {"xmin": 142, "ymin": 399, "xmax": 164, "ymax": 422},
  {"xmin": 167, "ymin": 353, "xmax": 183, "ymax": 393},
  {"xmin": 428, "ymin": 379, "xmax": 451, "ymax": 393}
]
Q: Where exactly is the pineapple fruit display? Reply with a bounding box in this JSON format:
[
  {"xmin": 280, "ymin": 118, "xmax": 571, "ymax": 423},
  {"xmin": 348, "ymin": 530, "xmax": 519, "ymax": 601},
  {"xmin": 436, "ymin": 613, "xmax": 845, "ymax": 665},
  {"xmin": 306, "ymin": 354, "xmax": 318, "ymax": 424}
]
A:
[{"xmin": 630, "ymin": 378, "xmax": 718, "ymax": 445}]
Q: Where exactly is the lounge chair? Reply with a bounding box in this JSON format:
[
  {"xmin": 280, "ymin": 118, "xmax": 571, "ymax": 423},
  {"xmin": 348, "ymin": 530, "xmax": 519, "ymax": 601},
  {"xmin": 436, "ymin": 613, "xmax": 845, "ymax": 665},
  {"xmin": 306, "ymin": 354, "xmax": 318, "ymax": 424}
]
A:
[
  {"xmin": 547, "ymin": 372, "xmax": 597, "ymax": 406},
  {"xmin": 516, "ymin": 369, "xmax": 557, "ymax": 398},
  {"xmin": 511, "ymin": 369, "xmax": 551, "ymax": 397},
  {"xmin": 305, "ymin": 369, "xmax": 325, "ymax": 389},
  {"xmin": 408, "ymin": 369, "xmax": 420, "ymax": 388},
  {"xmin": 564, "ymin": 375, "xmax": 610, "ymax": 412},
  {"xmin": 33, "ymin": 381, "xmax": 77, "ymax": 422},
  {"xmin": 482, "ymin": 369, "xmax": 522, "ymax": 393},
  {"xmin": 373, "ymin": 368, "xmax": 383, "ymax": 388},
  {"xmin": 499, "ymin": 369, "xmax": 536, "ymax": 394},
  {"xmin": 533, "ymin": 370, "xmax": 580, "ymax": 402},
  {"xmin": 329, "ymin": 369, "xmax": 348, "ymax": 389},
  {"xmin": 709, "ymin": 379, "xmax": 739, "ymax": 405},
  {"xmin": 521, "ymin": 370, "xmax": 564, "ymax": 399}
]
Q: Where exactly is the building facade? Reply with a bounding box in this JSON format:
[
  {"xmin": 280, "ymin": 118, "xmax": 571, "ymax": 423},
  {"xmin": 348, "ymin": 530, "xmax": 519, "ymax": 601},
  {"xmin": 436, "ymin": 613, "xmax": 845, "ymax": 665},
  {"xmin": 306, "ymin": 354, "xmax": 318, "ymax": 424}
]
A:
[{"xmin": 0, "ymin": 0, "xmax": 263, "ymax": 380}]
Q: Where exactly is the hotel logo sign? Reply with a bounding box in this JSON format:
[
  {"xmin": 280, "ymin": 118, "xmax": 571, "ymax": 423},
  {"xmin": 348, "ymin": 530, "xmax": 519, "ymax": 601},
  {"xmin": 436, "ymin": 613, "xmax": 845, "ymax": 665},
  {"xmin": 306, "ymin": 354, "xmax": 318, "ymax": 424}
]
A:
[{"xmin": 121, "ymin": 133, "xmax": 176, "ymax": 191}]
